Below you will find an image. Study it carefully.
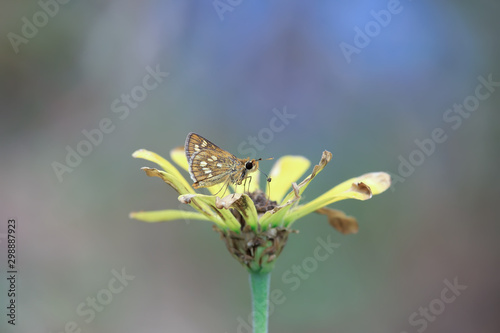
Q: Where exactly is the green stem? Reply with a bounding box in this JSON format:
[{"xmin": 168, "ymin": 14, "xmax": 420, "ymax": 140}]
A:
[{"xmin": 249, "ymin": 272, "xmax": 271, "ymax": 333}]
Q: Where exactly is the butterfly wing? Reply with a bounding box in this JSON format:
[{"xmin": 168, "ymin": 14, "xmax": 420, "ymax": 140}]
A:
[
  {"xmin": 185, "ymin": 132, "xmax": 221, "ymax": 162},
  {"xmin": 184, "ymin": 133, "xmax": 243, "ymax": 188}
]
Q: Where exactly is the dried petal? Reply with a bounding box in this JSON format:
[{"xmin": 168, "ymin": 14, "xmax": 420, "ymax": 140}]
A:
[
  {"xmin": 216, "ymin": 193, "xmax": 242, "ymax": 209},
  {"xmin": 178, "ymin": 194, "xmax": 197, "ymax": 204},
  {"xmin": 280, "ymin": 150, "xmax": 332, "ymax": 205},
  {"xmin": 316, "ymin": 207, "xmax": 359, "ymax": 234}
]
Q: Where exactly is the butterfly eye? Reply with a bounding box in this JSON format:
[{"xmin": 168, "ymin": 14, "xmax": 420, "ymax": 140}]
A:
[{"xmin": 245, "ymin": 161, "xmax": 253, "ymax": 170}]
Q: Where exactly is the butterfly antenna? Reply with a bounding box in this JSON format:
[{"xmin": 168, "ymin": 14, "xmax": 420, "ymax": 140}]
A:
[
  {"xmin": 256, "ymin": 165, "xmax": 272, "ymax": 184},
  {"xmin": 265, "ymin": 175, "xmax": 272, "ymax": 205},
  {"xmin": 255, "ymin": 165, "xmax": 273, "ymax": 200},
  {"xmin": 255, "ymin": 157, "xmax": 273, "ymax": 201}
]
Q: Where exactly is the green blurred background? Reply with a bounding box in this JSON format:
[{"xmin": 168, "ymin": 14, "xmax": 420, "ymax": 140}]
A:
[{"xmin": 1, "ymin": 1, "xmax": 499, "ymax": 332}]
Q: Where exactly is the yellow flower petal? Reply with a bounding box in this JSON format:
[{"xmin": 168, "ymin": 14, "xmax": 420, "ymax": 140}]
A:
[
  {"xmin": 215, "ymin": 193, "xmax": 259, "ymax": 230},
  {"xmin": 178, "ymin": 193, "xmax": 241, "ymax": 231},
  {"xmin": 320, "ymin": 172, "xmax": 391, "ymax": 197},
  {"xmin": 259, "ymin": 183, "xmax": 300, "ymax": 228},
  {"xmin": 140, "ymin": 167, "xmax": 228, "ymax": 224},
  {"xmin": 285, "ymin": 172, "xmax": 391, "ymax": 224},
  {"xmin": 170, "ymin": 146, "xmax": 189, "ymax": 172},
  {"xmin": 141, "ymin": 167, "xmax": 193, "ymax": 195},
  {"xmin": 129, "ymin": 210, "xmax": 211, "ymax": 223},
  {"xmin": 133, "ymin": 149, "xmax": 193, "ymax": 192},
  {"xmin": 267, "ymin": 156, "xmax": 311, "ymax": 203}
]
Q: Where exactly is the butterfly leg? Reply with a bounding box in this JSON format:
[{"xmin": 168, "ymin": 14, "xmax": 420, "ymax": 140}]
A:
[
  {"xmin": 213, "ymin": 176, "xmax": 232, "ymax": 197},
  {"xmin": 238, "ymin": 175, "xmax": 251, "ymax": 194},
  {"xmin": 245, "ymin": 175, "xmax": 253, "ymax": 194}
]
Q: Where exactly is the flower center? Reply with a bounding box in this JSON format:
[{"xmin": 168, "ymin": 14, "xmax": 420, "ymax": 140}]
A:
[
  {"xmin": 247, "ymin": 190, "xmax": 277, "ymax": 214},
  {"xmin": 228, "ymin": 190, "xmax": 277, "ymax": 229}
]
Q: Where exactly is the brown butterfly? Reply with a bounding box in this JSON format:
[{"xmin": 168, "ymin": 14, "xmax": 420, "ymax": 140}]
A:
[{"xmin": 185, "ymin": 132, "xmax": 270, "ymax": 191}]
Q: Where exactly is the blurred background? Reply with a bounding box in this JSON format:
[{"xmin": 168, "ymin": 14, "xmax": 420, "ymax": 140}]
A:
[{"xmin": 1, "ymin": 1, "xmax": 499, "ymax": 332}]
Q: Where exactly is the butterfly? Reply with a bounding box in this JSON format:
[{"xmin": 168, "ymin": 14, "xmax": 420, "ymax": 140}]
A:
[{"xmin": 185, "ymin": 132, "xmax": 270, "ymax": 192}]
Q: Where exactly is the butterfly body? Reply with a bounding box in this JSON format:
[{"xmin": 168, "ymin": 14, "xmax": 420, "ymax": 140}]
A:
[{"xmin": 185, "ymin": 132, "xmax": 259, "ymax": 189}]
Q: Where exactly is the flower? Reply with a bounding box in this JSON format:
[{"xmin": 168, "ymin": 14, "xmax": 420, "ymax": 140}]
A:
[{"xmin": 130, "ymin": 147, "xmax": 391, "ymax": 273}]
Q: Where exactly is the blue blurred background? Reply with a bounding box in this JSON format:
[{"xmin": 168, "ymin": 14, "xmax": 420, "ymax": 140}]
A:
[{"xmin": 1, "ymin": 1, "xmax": 499, "ymax": 332}]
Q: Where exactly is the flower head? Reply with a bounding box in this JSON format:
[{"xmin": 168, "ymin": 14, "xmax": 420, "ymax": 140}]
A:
[{"xmin": 130, "ymin": 146, "xmax": 390, "ymax": 273}]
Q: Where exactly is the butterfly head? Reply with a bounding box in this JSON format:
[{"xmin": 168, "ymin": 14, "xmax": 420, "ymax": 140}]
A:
[{"xmin": 245, "ymin": 159, "xmax": 260, "ymax": 174}]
